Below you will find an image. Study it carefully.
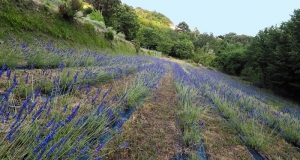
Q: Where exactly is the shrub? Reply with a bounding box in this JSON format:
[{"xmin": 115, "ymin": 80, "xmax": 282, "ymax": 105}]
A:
[
  {"xmin": 105, "ymin": 31, "xmax": 114, "ymax": 41},
  {"xmin": 89, "ymin": 10, "xmax": 104, "ymax": 22},
  {"xmin": 59, "ymin": 0, "xmax": 82, "ymax": 20},
  {"xmin": 117, "ymin": 32, "xmax": 125, "ymax": 39},
  {"xmin": 83, "ymin": 7, "xmax": 93, "ymax": 15}
]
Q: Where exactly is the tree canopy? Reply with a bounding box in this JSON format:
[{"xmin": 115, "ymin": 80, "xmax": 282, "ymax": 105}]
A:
[{"xmin": 176, "ymin": 21, "xmax": 190, "ymax": 33}]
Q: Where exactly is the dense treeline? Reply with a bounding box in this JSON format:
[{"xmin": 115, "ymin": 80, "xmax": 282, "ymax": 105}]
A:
[
  {"xmin": 214, "ymin": 9, "xmax": 300, "ymax": 98},
  {"xmin": 81, "ymin": 0, "xmax": 299, "ymax": 97}
]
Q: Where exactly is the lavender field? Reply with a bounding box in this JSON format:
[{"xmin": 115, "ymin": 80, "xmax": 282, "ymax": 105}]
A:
[{"xmin": 0, "ymin": 38, "xmax": 300, "ymax": 159}]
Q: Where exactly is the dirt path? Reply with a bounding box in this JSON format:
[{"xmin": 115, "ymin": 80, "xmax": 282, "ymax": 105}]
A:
[
  {"xmin": 200, "ymin": 109, "xmax": 253, "ymax": 159},
  {"xmin": 105, "ymin": 71, "xmax": 182, "ymax": 159}
]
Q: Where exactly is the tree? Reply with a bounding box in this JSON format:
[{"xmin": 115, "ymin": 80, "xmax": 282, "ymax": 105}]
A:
[
  {"xmin": 85, "ymin": 0, "xmax": 120, "ymax": 17},
  {"xmin": 176, "ymin": 21, "xmax": 191, "ymax": 33},
  {"xmin": 156, "ymin": 32, "xmax": 174, "ymax": 54},
  {"xmin": 136, "ymin": 27, "xmax": 160, "ymax": 49},
  {"xmin": 170, "ymin": 39, "xmax": 194, "ymax": 59},
  {"xmin": 111, "ymin": 4, "xmax": 140, "ymax": 40},
  {"xmin": 193, "ymin": 27, "xmax": 200, "ymax": 37}
]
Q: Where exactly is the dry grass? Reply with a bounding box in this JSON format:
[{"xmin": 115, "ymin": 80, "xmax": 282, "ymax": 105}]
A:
[
  {"xmin": 200, "ymin": 110, "xmax": 253, "ymax": 160},
  {"xmin": 103, "ymin": 71, "xmax": 183, "ymax": 160}
]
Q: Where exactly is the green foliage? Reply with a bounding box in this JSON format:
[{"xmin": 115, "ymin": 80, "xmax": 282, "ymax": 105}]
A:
[
  {"xmin": 59, "ymin": 0, "xmax": 82, "ymax": 20},
  {"xmin": 104, "ymin": 30, "xmax": 114, "ymax": 41},
  {"xmin": 85, "ymin": 0, "xmax": 121, "ymax": 17},
  {"xmin": 89, "ymin": 10, "xmax": 104, "ymax": 22},
  {"xmin": 222, "ymin": 32, "xmax": 253, "ymax": 45},
  {"xmin": 214, "ymin": 9, "xmax": 300, "ymax": 98},
  {"xmin": 135, "ymin": 7, "xmax": 173, "ymax": 29},
  {"xmin": 171, "ymin": 39, "xmax": 194, "ymax": 59},
  {"xmin": 213, "ymin": 43, "xmax": 247, "ymax": 75},
  {"xmin": 193, "ymin": 32, "xmax": 218, "ymax": 52},
  {"xmin": 110, "ymin": 4, "xmax": 140, "ymax": 40},
  {"xmin": 125, "ymin": 84, "xmax": 148, "ymax": 108},
  {"xmin": 0, "ymin": 47, "xmax": 22, "ymax": 68},
  {"xmin": 176, "ymin": 21, "xmax": 191, "ymax": 33},
  {"xmin": 191, "ymin": 48, "xmax": 215, "ymax": 67},
  {"xmin": 83, "ymin": 7, "xmax": 93, "ymax": 15},
  {"xmin": 27, "ymin": 52, "xmax": 62, "ymax": 69}
]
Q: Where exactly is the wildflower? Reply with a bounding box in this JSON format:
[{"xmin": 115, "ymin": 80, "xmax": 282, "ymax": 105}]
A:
[
  {"xmin": 95, "ymin": 142, "xmax": 105, "ymax": 152},
  {"xmin": 34, "ymin": 87, "xmax": 41, "ymax": 97},
  {"xmin": 58, "ymin": 62, "xmax": 65, "ymax": 72},
  {"xmin": 65, "ymin": 104, "xmax": 80, "ymax": 123},
  {"xmin": 66, "ymin": 145, "xmax": 78, "ymax": 157},
  {"xmin": 46, "ymin": 137, "xmax": 66, "ymax": 156},
  {"xmin": 25, "ymin": 74, "xmax": 29, "ymax": 84},
  {"xmin": 1, "ymin": 62, "xmax": 7, "ymax": 71},
  {"xmin": 62, "ymin": 104, "xmax": 68, "ymax": 113},
  {"xmin": 74, "ymin": 116, "xmax": 84, "ymax": 127},
  {"xmin": 5, "ymin": 112, "xmax": 10, "ymax": 121},
  {"xmin": 78, "ymin": 142, "xmax": 89, "ymax": 156},
  {"xmin": 46, "ymin": 117, "xmax": 56, "ymax": 128},
  {"xmin": 6, "ymin": 69, "xmax": 11, "ymax": 79},
  {"xmin": 102, "ymin": 87, "xmax": 112, "ymax": 99},
  {"xmin": 36, "ymin": 146, "xmax": 46, "ymax": 160},
  {"xmin": 32, "ymin": 98, "xmax": 50, "ymax": 123},
  {"xmin": 74, "ymin": 71, "xmax": 79, "ymax": 83},
  {"xmin": 106, "ymin": 108, "xmax": 114, "ymax": 122},
  {"xmin": 31, "ymin": 62, "xmax": 34, "ymax": 69},
  {"xmin": 36, "ymin": 128, "xmax": 45, "ymax": 142},
  {"xmin": 28, "ymin": 101, "xmax": 38, "ymax": 114},
  {"xmin": 33, "ymin": 130, "xmax": 57, "ymax": 154}
]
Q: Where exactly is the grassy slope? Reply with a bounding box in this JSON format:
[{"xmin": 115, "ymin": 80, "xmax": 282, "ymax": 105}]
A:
[{"xmin": 0, "ymin": 0, "xmax": 135, "ymax": 54}]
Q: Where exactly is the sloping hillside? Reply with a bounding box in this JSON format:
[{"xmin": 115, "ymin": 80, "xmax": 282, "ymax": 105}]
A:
[
  {"xmin": 135, "ymin": 7, "xmax": 173, "ymax": 29},
  {"xmin": 0, "ymin": 0, "xmax": 135, "ymax": 54}
]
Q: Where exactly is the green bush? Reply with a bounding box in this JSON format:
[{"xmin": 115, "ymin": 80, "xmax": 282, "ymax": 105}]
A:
[
  {"xmin": 105, "ymin": 31, "xmax": 114, "ymax": 41},
  {"xmin": 83, "ymin": 7, "xmax": 93, "ymax": 15},
  {"xmin": 89, "ymin": 10, "xmax": 104, "ymax": 22},
  {"xmin": 59, "ymin": 0, "xmax": 82, "ymax": 20}
]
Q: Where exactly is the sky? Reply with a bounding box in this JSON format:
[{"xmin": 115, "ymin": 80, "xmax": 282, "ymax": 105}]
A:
[{"xmin": 121, "ymin": 0, "xmax": 300, "ymax": 36}]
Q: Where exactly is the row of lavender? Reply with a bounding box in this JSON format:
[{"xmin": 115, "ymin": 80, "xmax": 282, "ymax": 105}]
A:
[
  {"xmin": 0, "ymin": 40, "xmax": 168, "ymax": 159},
  {"xmin": 184, "ymin": 65, "xmax": 300, "ymax": 158},
  {"xmin": 172, "ymin": 63, "xmax": 209, "ymax": 159}
]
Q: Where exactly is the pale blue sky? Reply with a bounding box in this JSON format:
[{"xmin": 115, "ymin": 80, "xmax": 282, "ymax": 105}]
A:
[{"xmin": 121, "ymin": 0, "xmax": 300, "ymax": 36}]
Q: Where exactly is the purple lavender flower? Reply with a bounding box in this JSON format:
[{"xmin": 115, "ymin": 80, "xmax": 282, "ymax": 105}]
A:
[
  {"xmin": 6, "ymin": 69, "xmax": 11, "ymax": 79},
  {"xmin": 46, "ymin": 137, "xmax": 67, "ymax": 156},
  {"xmin": 5, "ymin": 112, "xmax": 10, "ymax": 121},
  {"xmin": 95, "ymin": 142, "xmax": 105, "ymax": 152},
  {"xmin": 62, "ymin": 104, "xmax": 68, "ymax": 113},
  {"xmin": 65, "ymin": 104, "xmax": 80, "ymax": 123},
  {"xmin": 46, "ymin": 117, "xmax": 56, "ymax": 128},
  {"xmin": 33, "ymin": 130, "xmax": 57, "ymax": 154},
  {"xmin": 76, "ymin": 131, "xmax": 86, "ymax": 143},
  {"xmin": 74, "ymin": 72, "xmax": 79, "ymax": 83},
  {"xmin": 25, "ymin": 74, "xmax": 29, "ymax": 84},
  {"xmin": 1, "ymin": 62, "xmax": 7, "ymax": 71},
  {"xmin": 58, "ymin": 62, "xmax": 65, "ymax": 72},
  {"xmin": 78, "ymin": 142, "xmax": 89, "ymax": 156},
  {"xmin": 66, "ymin": 145, "xmax": 78, "ymax": 158},
  {"xmin": 28, "ymin": 101, "xmax": 38, "ymax": 114},
  {"xmin": 31, "ymin": 62, "xmax": 34, "ymax": 69}
]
